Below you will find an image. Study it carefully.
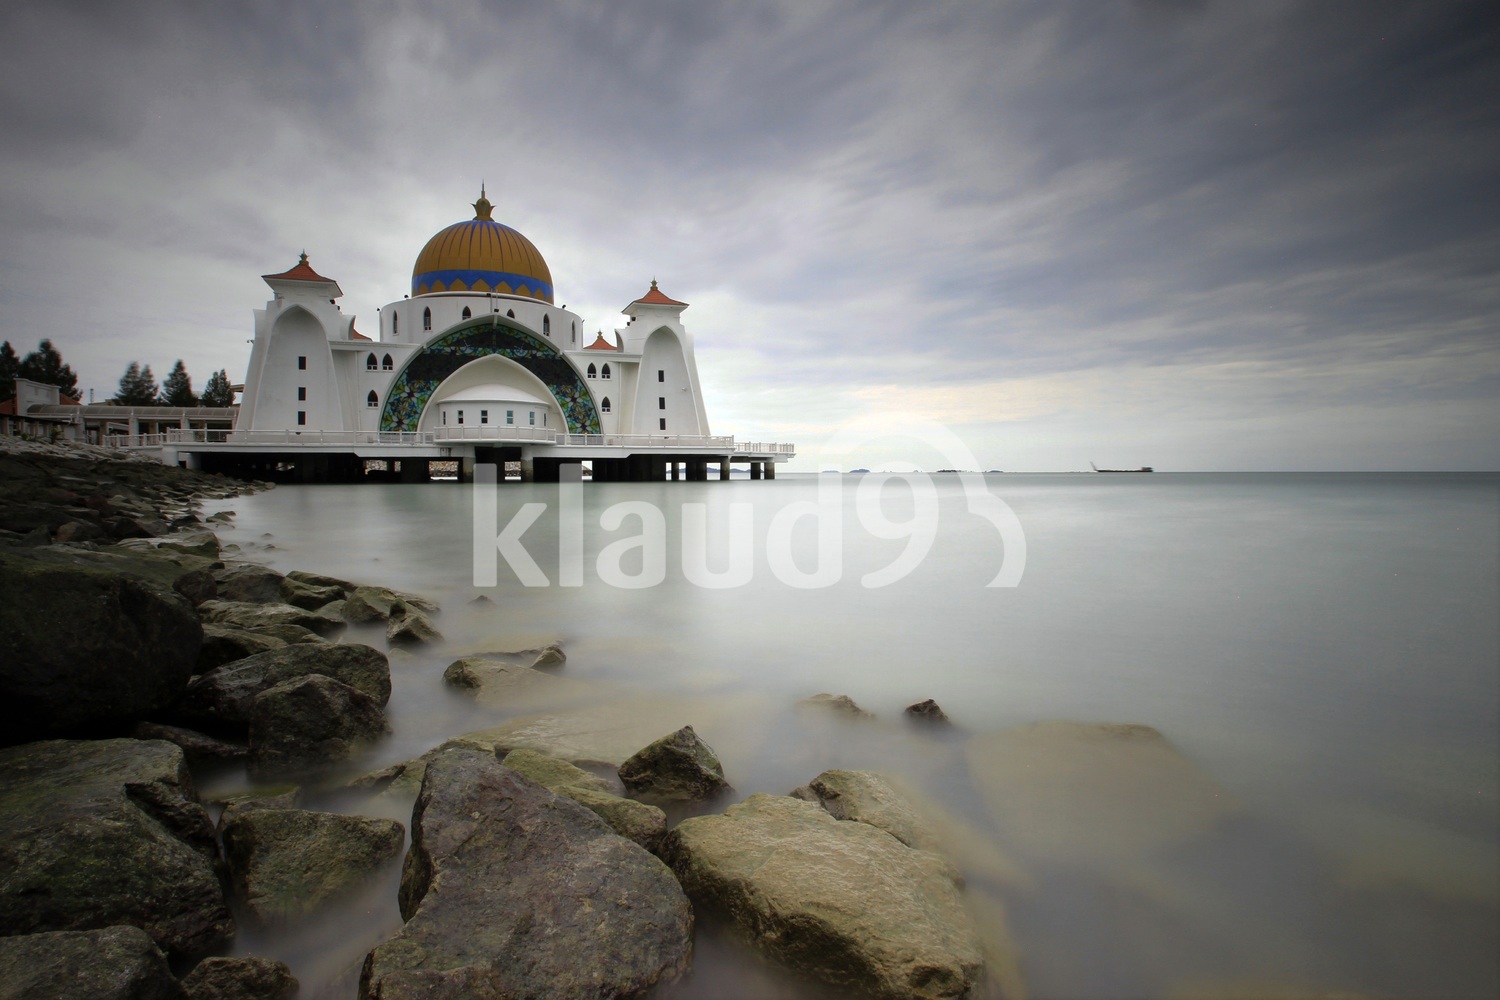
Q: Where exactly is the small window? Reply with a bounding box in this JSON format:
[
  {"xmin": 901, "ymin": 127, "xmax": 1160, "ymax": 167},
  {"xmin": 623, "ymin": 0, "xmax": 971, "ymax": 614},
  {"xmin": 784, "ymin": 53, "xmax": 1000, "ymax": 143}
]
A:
[
  {"xmin": 587, "ymin": 363, "xmax": 597, "ymax": 379},
  {"xmin": 658, "ymin": 369, "xmax": 665, "ymax": 382},
  {"xmin": 382, "ymin": 353, "xmax": 393, "ymax": 370},
  {"xmin": 298, "ymin": 386, "xmax": 307, "ymax": 401},
  {"xmin": 506, "ymin": 309, "xmax": 515, "ymax": 318},
  {"xmin": 480, "ymin": 409, "xmax": 489, "ymax": 424},
  {"xmin": 297, "ymin": 356, "xmax": 307, "ymax": 370},
  {"xmin": 571, "ymin": 321, "xmax": 576, "ymax": 344},
  {"xmin": 659, "ymin": 418, "xmax": 666, "ymax": 431},
  {"xmin": 458, "ymin": 410, "xmax": 464, "ymax": 425},
  {"xmin": 506, "ymin": 410, "xmax": 514, "ymax": 425},
  {"xmin": 366, "ymin": 353, "xmax": 378, "ymax": 370},
  {"xmin": 543, "ymin": 315, "xmax": 551, "ymax": 336},
  {"xmin": 423, "ymin": 307, "xmax": 432, "ymax": 331},
  {"xmin": 601, "ymin": 396, "xmax": 611, "ymax": 413},
  {"xmin": 297, "ymin": 411, "xmax": 307, "ymax": 425},
  {"xmin": 367, "ymin": 390, "xmax": 378, "ymax": 407},
  {"xmin": 442, "ymin": 410, "xmax": 447, "ymax": 425},
  {"xmin": 658, "ymin": 396, "xmax": 665, "ymax": 410},
  {"xmin": 601, "ymin": 363, "xmax": 611, "ymax": 380},
  {"xmin": 461, "ymin": 306, "xmax": 471, "ymax": 320},
  {"xmin": 393, "ymin": 313, "xmax": 399, "ymax": 335},
  {"xmin": 529, "ymin": 411, "xmax": 535, "ymax": 426}
]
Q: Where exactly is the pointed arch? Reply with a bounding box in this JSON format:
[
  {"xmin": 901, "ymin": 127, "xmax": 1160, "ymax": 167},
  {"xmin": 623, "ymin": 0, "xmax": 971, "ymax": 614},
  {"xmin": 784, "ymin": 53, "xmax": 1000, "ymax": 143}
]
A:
[
  {"xmin": 461, "ymin": 306, "xmax": 472, "ymax": 320},
  {"xmin": 601, "ymin": 363, "xmax": 612, "ymax": 380},
  {"xmin": 587, "ymin": 363, "xmax": 597, "ymax": 378},
  {"xmin": 542, "ymin": 314, "xmax": 551, "ymax": 336},
  {"xmin": 366, "ymin": 353, "xmax": 378, "ymax": 370},
  {"xmin": 506, "ymin": 309, "xmax": 515, "ymax": 319},
  {"xmin": 422, "ymin": 307, "xmax": 432, "ymax": 331},
  {"xmin": 601, "ymin": 396, "xmax": 611, "ymax": 413},
  {"xmin": 382, "ymin": 353, "xmax": 394, "ymax": 370},
  {"xmin": 367, "ymin": 389, "xmax": 379, "ymax": 407}
]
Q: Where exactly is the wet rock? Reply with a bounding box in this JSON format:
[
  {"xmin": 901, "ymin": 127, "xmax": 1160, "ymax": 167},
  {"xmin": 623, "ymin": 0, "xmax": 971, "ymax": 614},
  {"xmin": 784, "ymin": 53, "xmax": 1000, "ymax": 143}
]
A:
[
  {"xmin": 965, "ymin": 721, "xmax": 1240, "ymax": 865},
  {"xmin": 248, "ymin": 674, "xmax": 389, "ymax": 772},
  {"xmin": 221, "ymin": 808, "xmax": 404, "ymax": 922},
  {"xmin": 181, "ymin": 955, "xmax": 298, "ymax": 1000},
  {"xmin": 350, "ymin": 584, "xmax": 439, "ymax": 618},
  {"xmin": 197, "ymin": 625, "xmax": 287, "ymax": 673},
  {"xmin": 500, "ymin": 748, "xmax": 666, "ymax": 851},
  {"xmin": 132, "ymin": 722, "xmax": 248, "ymax": 763},
  {"xmin": 530, "ymin": 642, "xmax": 566, "ymax": 668},
  {"xmin": 0, "ymin": 739, "xmax": 233, "ymax": 958},
  {"xmin": 360, "ymin": 747, "xmax": 691, "ymax": 1000},
  {"xmin": 173, "ymin": 567, "xmax": 219, "ymax": 606},
  {"xmin": 117, "ymin": 528, "xmax": 221, "ymax": 560},
  {"xmin": 310, "ymin": 599, "xmax": 348, "ymax": 629},
  {"xmin": 791, "ymin": 769, "xmax": 940, "ymax": 851},
  {"xmin": 441, "ymin": 655, "xmax": 589, "ymax": 709},
  {"xmin": 211, "ymin": 563, "xmax": 285, "ymax": 604},
  {"xmin": 284, "ymin": 569, "xmax": 357, "ymax": 594},
  {"xmin": 386, "ymin": 602, "xmax": 441, "ymax": 646},
  {"xmin": 278, "ymin": 575, "xmax": 344, "ymax": 610},
  {"xmin": 661, "ymin": 794, "xmax": 984, "ymax": 1000},
  {"xmin": 212, "ymin": 787, "xmax": 301, "ymax": 833},
  {"xmin": 905, "ymin": 699, "xmax": 951, "ymax": 724},
  {"xmin": 618, "ymin": 724, "xmax": 731, "ymax": 802},
  {"xmin": 0, "ymin": 549, "xmax": 202, "ymax": 745},
  {"xmin": 800, "ymin": 692, "xmax": 875, "ymax": 718},
  {"xmin": 241, "ymin": 622, "xmax": 327, "ymax": 645},
  {"xmin": 198, "ymin": 599, "xmax": 344, "ymax": 637},
  {"xmin": 175, "ymin": 642, "xmax": 390, "ymax": 731},
  {"xmin": 205, "ymin": 511, "xmax": 235, "ymax": 523},
  {"xmin": 54, "ymin": 518, "xmax": 106, "ymax": 544},
  {"xmin": 0, "ymin": 925, "xmax": 186, "ymax": 1000}
]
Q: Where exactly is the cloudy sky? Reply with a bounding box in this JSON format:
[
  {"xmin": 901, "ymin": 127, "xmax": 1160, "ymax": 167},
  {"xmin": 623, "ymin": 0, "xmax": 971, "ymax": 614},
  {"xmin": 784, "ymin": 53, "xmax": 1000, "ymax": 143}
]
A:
[{"xmin": 3, "ymin": 0, "xmax": 1496, "ymax": 470}]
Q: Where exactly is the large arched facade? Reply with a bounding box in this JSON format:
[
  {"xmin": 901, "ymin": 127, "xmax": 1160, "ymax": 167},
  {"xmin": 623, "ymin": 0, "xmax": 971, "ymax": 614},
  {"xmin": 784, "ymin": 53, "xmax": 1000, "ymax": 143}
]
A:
[{"xmin": 379, "ymin": 318, "xmax": 601, "ymax": 433}]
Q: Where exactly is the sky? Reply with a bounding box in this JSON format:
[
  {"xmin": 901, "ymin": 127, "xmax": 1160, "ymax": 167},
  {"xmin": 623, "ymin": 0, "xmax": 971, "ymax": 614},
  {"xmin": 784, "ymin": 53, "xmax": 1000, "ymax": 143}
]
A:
[{"xmin": 2, "ymin": 0, "xmax": 1497, "ymax": 471}]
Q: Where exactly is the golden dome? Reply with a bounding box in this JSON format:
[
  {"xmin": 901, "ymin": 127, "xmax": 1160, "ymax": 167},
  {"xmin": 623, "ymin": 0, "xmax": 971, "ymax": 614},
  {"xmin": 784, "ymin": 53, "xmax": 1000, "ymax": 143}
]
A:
[{"xmin": 411, "ymin": 189, "xmax": 553, "ymax": 302}]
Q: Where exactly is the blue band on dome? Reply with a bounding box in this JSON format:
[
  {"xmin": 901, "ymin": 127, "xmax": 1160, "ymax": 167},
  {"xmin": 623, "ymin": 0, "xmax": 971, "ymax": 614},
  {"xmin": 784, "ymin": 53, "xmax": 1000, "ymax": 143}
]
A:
[{"xmin": 412, "ymin": 268, "xmax": 554, "ymax": 301}]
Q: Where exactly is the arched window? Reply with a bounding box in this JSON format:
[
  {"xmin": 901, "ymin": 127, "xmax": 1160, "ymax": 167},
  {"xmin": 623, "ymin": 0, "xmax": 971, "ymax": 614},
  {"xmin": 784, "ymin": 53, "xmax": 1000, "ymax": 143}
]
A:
[
  {"xmin": 367, "ymin": 390, "xmax": 378, "ymax": 408},
  {"xmin": 461, "ymin": 306, "xmax": 471, "ymax": 320},
  {"xmin": 366, "ymin": 353, "xmax": 378, "ymax": 370},
  {"xmin": 601, "ymin": 363, "xmax": 612, "ymax": 380},
  {"xmin": 382, "ymin": 353, "xmax": 394, "ymax": 370},
  {"xmin": 600, "ymin": 397, "xmax": 611, "ymax": 413},
  {"xmin": 422, "ymin": 307, "xmax": 432, "ymax": 331},
  {"xmin": 543, "ymin": 315, "xmax": 551, "ymax": 336},
  {"xmin": 586, "ymin": 363, "xmax": 597, "ymax": 379},
  {"xmin": 393, "ymin": 313, "xmax": 398, "ymax": 335},
  {"xmin": 506, "ymin": 309, "xmax": 515, "ymax": 319}
]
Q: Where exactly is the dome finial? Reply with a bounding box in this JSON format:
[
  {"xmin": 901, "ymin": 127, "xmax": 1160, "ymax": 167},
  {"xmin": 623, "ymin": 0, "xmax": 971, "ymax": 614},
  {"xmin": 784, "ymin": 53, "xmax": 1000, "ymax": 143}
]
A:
[
  {"xmin": 472, "ymin": 185, "xmax": 494, "ymax": 222},
  {"xmin": 650, "ymin": 277, "xmax": 658, "ymax": 290},
  {"xmin": 298, "ymin": 250, "xmax": 309, "ymax": 265}
]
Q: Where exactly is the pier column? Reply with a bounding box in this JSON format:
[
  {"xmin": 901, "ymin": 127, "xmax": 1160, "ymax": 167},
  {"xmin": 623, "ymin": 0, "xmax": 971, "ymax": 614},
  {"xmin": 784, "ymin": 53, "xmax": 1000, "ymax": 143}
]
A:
[
  {"xmin": 750, "ymin": 461, "xmax": 762, "ymax": 480},
  {"xmin": 670, "ymin": 462, "xmax": 680, "ymax": 481},
  {"xmin": 399, "ymin": 459, "xmax": 429, "ymax": 483},
  {"xmin": 519, "ymin": 459, "xmax": 535, "ymax": 482},
  {"xmin": 459, "ymin": 457, "xmax": 475, "ymax": 484},
  {"xmin": 765, "ymin": 461, "xmax": 776, "ymax": 480},
  {"xmin": 720, "ymin": 459, "xmax": 731, "ymax": 480}
]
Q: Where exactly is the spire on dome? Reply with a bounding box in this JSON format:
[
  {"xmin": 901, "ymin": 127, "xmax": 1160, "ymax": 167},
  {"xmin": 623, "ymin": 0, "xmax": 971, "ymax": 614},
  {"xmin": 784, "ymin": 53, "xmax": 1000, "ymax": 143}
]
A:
[{"xmin": 472, "ymin": 185, "xmax": 494, "ymax": 221}]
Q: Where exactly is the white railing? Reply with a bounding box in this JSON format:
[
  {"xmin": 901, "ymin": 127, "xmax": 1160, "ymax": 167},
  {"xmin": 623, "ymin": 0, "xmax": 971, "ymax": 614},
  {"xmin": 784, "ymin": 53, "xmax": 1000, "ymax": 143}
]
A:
[{"xmin": 107, "ymin": 427, "xmax": 796, "ymax": 455}]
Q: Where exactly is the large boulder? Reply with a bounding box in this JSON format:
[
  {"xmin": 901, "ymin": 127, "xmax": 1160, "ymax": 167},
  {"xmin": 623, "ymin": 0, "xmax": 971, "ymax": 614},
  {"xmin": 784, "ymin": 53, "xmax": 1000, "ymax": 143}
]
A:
[
  {"xmin": 278, "ymin": 575, "xmax": 344, "ymax": 611},
  {"xmin": 211, "ymin": 563, "xmax": 285, "ymax": 604},
  {"xmin": 0, "ymin": 739, "xmax": 233, "ymax": 958},
  {"xmin": 197, "ymin": 624, "xmax": 287, "ymax": 673},
  {"xmin": 0, "ymin": 925, "xmax": 186, "ymax": 1000},
  {"xmin": 248, "ymin": 674, "xmax": 389, "ymax": 771},
  {"xmin": 500, "ymin": 748, "xmax": 666, "ymax": 851},
  {"xmin": 661, "ymin": 794, "xmax": 984, "ymax": 1000},
  {"xmin": 442, "ymin": 655, "xmax": 592, "ymax": 710},
  {"xmin": 0, "ymin": 549, "xmax": 202, "ymax": 746},
  {"xmin": 116, "ymin": 527, "xmax": 221, "ymax": 560},
  {"xmin": 131, "ymin": 722, "xmax": 249, "ymax": 763},
  {"xmin": 617, "ymin": 725, "xmax": 731, "ymax": 802},
  {"xmin": 175, "ymin": 642, "xmax": 390, "ymax": 731},
  {"xmin": 359, "ymin": 747, "xmax": 692, "ymax": 999},
  {"xmin": 791, "ymin": 769, "xmax": 940, "ymax": 851},
  {"xmin": 799, "ymin": 692, "xmax": 875, "ymax": 718},
  {"xmin": 386, "ymin": 602, "xmax": 442, "ymax": 646},
  {"xmin": 197, "ymin": 599, "xmax": 345, "ymax": 637},
  {"xmin": 181, "ymin": 956, "xmax": 298, "ymax": 1000},
  {"xmin": 345, "ymin": 584, "xmax": 439, "ymax": 622},
  {"xmin": 221, "ymin": 808, "xmax": 404, "ymax": 922}
]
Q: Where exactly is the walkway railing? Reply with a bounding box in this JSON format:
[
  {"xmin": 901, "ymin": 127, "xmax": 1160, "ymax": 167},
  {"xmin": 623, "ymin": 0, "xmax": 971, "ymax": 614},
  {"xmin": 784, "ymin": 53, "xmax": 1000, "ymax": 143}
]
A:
[{"xmin": 107, "ymin": 427, "xmax": 795, "ymax": 454}]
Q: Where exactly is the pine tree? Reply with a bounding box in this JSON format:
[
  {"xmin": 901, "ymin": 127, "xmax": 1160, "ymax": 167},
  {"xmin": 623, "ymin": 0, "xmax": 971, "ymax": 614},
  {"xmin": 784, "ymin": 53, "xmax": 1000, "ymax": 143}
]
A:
[
  {"xmin": 0, "ymin": 341, "xmax": 18, "ymax": 403},
  {"xmin": 114, "ymin": 361, "xmax": 159, "ymax": 406},
  {"xmin": 162, "ymin": 359, "xmax": 197, "ymax": 407},
  {"xmin": 18, "ymin": 339, "xmax": 81, "ymax": 401},
  {"xmin": 200, "ymin": 368, "xmax": 234, "ymax": 407}
]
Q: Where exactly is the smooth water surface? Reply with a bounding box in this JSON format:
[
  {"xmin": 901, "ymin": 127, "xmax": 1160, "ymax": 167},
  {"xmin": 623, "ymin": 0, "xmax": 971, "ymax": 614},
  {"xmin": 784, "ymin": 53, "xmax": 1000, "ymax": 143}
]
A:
[{"xmin": 199, "ymin": 472, "xmax": 1500, "ymax": 999}]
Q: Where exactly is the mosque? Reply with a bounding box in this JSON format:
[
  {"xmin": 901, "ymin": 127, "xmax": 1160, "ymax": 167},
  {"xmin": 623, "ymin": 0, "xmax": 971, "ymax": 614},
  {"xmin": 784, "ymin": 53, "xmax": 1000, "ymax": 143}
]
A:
[{"xmin": 146, "ymin": 190, "xmax": 792, "ymax": 482}]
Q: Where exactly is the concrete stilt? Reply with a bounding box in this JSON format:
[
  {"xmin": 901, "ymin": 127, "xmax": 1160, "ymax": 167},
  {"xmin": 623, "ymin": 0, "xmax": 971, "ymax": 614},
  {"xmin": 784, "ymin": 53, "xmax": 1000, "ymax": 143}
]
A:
[
  {"xmin": 765, "ymin": 461, "xmax": 776, "ymax": 480},
  {"xmin": 520, "ymin": 459, "xmax": 535, "ymax": 482},
  {"xmin": 720, "ymin": 459, "xmax": 731, "ymax": 480},
  {"xmin": 750, "ymin": 461, "xmax": 762, "ymax": 480}
]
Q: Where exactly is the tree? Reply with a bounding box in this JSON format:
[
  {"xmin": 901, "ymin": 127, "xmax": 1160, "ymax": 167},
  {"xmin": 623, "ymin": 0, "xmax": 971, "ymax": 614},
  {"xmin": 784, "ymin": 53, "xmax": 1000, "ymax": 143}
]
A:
[
  {"xmin": 162, "ymin": 359, "xmax": 197, "ymax": 407},
  {"xmin": 200, "ymin": 368, "xmax": 234, "ymax": 407},
  {"xmin": 0, "ymin": 341, "xmax": 17, "ymax": 403},
  {"xmin": 114, "ymin": 362, "xmax": 159, "ymax": 406},
  {"xmin": 18, "ymin": 339, "xmax": 80, "ymax": 401}
]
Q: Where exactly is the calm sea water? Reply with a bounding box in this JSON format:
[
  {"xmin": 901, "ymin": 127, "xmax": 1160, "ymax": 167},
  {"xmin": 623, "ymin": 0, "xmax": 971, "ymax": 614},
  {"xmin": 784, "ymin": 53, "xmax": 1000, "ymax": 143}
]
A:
[{"xmin": 198, "ymin": 473, "xmax": 1499, "ymax": 999}]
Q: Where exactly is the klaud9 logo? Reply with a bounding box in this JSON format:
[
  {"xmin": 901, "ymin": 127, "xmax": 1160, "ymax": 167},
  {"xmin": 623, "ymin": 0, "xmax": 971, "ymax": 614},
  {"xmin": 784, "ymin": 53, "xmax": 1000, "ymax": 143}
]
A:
[{"xmin": 472, "ymin": 416, "xmax": 1026, "ymax": 591}]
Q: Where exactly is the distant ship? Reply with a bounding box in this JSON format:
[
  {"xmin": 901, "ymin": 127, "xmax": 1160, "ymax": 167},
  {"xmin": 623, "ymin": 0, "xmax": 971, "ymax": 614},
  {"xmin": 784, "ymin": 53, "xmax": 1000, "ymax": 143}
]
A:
[{"xmin": 1090, "ymin": 462, "xmax": 1154, "ymax": 473}]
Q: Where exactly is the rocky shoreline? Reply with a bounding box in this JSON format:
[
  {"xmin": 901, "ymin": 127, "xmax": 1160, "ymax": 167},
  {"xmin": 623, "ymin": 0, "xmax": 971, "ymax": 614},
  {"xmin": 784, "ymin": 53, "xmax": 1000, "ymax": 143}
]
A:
[{"xmin": 0, "ymin": 439, "xmax": 1256, "ymax": 1000}]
